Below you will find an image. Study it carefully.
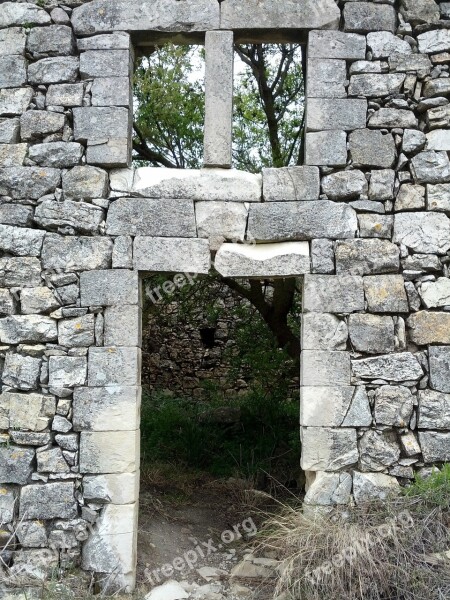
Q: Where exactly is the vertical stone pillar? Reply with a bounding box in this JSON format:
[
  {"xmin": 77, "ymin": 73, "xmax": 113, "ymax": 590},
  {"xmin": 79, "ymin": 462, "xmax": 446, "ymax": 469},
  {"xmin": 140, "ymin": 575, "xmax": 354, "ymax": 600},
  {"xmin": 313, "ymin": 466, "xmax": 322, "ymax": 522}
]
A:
[{"xmin": 203, "ymin": 30, "xmax": 234, "ymax": 168}]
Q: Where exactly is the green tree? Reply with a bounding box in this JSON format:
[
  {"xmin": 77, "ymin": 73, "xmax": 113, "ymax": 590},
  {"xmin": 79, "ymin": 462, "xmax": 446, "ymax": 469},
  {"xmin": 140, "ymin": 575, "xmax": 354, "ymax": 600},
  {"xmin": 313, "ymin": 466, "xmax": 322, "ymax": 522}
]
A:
[{"xmin": 133, "ymin": 42, "xmax": 305, "ymax": 362}]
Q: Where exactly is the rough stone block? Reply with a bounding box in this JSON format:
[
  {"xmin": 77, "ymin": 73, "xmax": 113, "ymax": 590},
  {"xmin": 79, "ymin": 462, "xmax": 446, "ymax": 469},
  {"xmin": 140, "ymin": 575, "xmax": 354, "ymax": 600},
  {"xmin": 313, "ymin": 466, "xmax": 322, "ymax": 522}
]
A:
[
  {"xmin": 2, "ymin": 353, "xmax": 41, "ymax": 391},
  {"xmin": 35, "ymin": 199, "xmax": 103, "ymax": 233},
  {"xmin": 73, "ymin": 107, "xmax": 130, "ymax": 142},
  {"xmin": 353, "ymin": 472, "xmax": 399, "ymax": 504},
  {"xmin": 301, "ymin": 386, "xmax": 371, "ymax": 427},
  {"xmin": 349, "ymin": 74, "xmax": 405, "ymax": 97},
  {"xmin": 411, "ymin": 151, "xmax": 450, "ymax": 184},
  {"xmin": 418, "ymin": 30, "xmax": 450, "ymax": 54},
  {"xmin": 80, "ymin": 50, "xmax": 131, "ymax": 78},
  {"xmin": 349, "ymin": 129, "xmax": 396, "ymax": 169},
  {"xmin": 311, "ymin": 239, "xmax": 334, "ymax": 274},
  {"xmin": 358, "ymin": 214, "xmax": 393, "ymax": 239},
  {"xmin": 104, "ymin": 305, "xmax": 141, "ymax": 347},
  {"xmin": 80, "ymin": 270, "xmax": 140, "ymax": 307},
  {"xmin": 308, "ymin": 31, "xmax": 366, "ymax": 60},
  {"xmin": 393, "ymin": 213, "xmax": 450, "ymax": 255},
  {"xmin": 1, "ymin": 392, "xmax": 56, "ymax": 431},
  {"xmin": 62, "ymin": 165, "xmax": 108, "ymax": 199},
  {"xmin": 395, "ymin": 184, "xmax": 425, "ymax": 211},
  {"xmin": 307, "ymin": 59, "xmax": 347, "ymax": 98},
  {"xmin": 364, "ymin": 275, "xmax": 409, "ymax": 313},
  {"xmin": 134, "ymin": 237, "xmax": 210, "ymax": 274},
  {"xmin": 112, "ymin": 236, "xmax": 133, "ymax": 269},
  {"xmin": 88, "ymin": 347, "xmax": 140, "ymax": 387},
  {"xmin": 344, "ymin": 3, "xmax": 397, "ymax": 33},
  {"xmin": 303, "ymin": 274, "xmax": 364, "ymax": 313},
  {"xmin": 374, "ymin": 385, "xmax": 414, "ymax": 427},
  {"xmin": 301, "ymin": 350, "xmax": 351, "ymax": 387},
  {"xmin": 46, "ymin": 83, "xmax": 84, "ymax": 107},
  {"xmin": 83, "ymin": 472, "xmax": 138, "ymax": 504},
  {"xmin": 107, "ymin": 197, "xmax": 196, "ymax": 237},
  {"xmin": 28, "ymin": 57, "xmax": 79, "ymax": 84},
  {"xmin": 367, "ymin": 31, "xmax": 412, "ymax": 59},
  {"xmin": 0, "ymin": 56, "xmax": 27, "ymax": 88},
  {"xmin": 429, "ymin": 346, "xmax": 450, "ymax": 393},
  {"xmin": 305, "ymin": 130, "xmax": 347, "ymax": 167},
  {"xmin": 301, "ymin": 313, "xmax": 348, "ymax": 351},
  {"xmin": 359, "ymin": 429, "xmax": 400, "ymax": 472},
  {"xmin": 80, "ymin": 430, "xmax": 139, "ymax": 474},
  {"xmin": 73, "ymin": 386, "xmax": 140, "ymax": 431},
  {"xmin": 196, "ymin": 202, "xmax": 247, "ymax": 247},
  {"xmin": 0, "ymin": 316, "xmax": 57, "ymax": 344},
  {"xmin": 0, "ymin": 3, "xmax": 51, "ymax": 28},
  {"xmin": 27, "ymin": 25, "xmax": 75, "ymax": 56},
  {"xmin": 408, "ymin": 312, "xmax": 450, "ymax": 345},
  {"xmin": 352, "ymin": 352, "xmax": 423, "ymax": 383},
  {"xmin": 418, "ymin": 389, "xmax": 450, "ymax": 429},
  {"xmin": 322, "ymin": 170, "xmax": 367, "ymax": 201},
  {"xmin": 20, "ymin": 111, "xmax": 65, "ymax": 141},
  {"xmin": 421, "ymin": 278, "xmax": 450, "ymax": 308},
  {"xmin": 335, "ymin": 239, "xmax": 399, "ymax": 276},
  {"xmin": 307, "ymin": 98, "xmax": 367, "ymax": 132},
  {"xmin": 91, "ymin": 77, "xmax": 130, "ymax": 107},
  {"xmin": 29, "ymin": 142, "xmax": 84, "ymax": 168},
  {"xmin": 369, "ymin": 108, "xmax": 417, "ymax": 129},
  {"xmin": 419, "ymin": 432, "xmax": 450, "ymax": 463},
  {"xmin": 0, "ymin": 27, "xmax": 26, "ymax": 56},
  {"xmin": 0, "ymin": 143, "xmax": 27, "ymax": 167},
  {"xmin": 248, "ymin": 201, "xmax": 358, "ymax": 242},
  {"xmin": 58, "ymin": 315, "xmax": 95, "ymax": 348},
  {"xmin": 301, "ymin": 427, "xmax": 358, "ymax": 472},
  {"xmin": 0, "ymin": 88, "xmax": 33, "ymax": 116},
  {"xmin": 0, "ymin": 447, "xmax": 34, "ymax": 485},
  {"xmin": 48, "ymin": 356, "xmax": 87, "ymax": 388},
  {"xmin": 427, "ymin": 183, "xmax": 450, "ymax": 213},
  {"xmin": 0, "ymin": 118, "xmax": 20, "ymax": 144},
  {"xmin": 0, "ymin": 257, "xmax": 42, "ymax": 288},
  {"xmin": 214, "ymin": 242, "xmax": 310, "ymax": 279},
  {"xmin": 0, "ymin": 289, "xmax": 17, "ymax": 316},
  {"xmin": 77, "ymin": 32, "xmax": 131, "ymax": 51},
  {"xmin": 20, "ymin": 288, "xmax": 58, "ymax": 316},
  {"xmin": 304, "ymin": 472, "xmax": 352, "ymax": 506},
  {"xmin": 42, "ymin": 234, "xmax": 113, "ymax": 271},
  {"xmin": 0, "ymin": 486, "xmax": 16, "ymax": 523},
  {"xmin": 262, "ymin": 166, "xmax": 319, "ymax": 201},
  {"xmin": 401, "ymin": 0, "xmax": 440, "ymax": 24},
  {"xmin": 0, "ymin": 224, "xmax": 44, "ymax": 257},
  {"xmin": 348, "ymin": 314, "xmax": 395, "ymax": 354},
  {"xmin": 86, "ymin": 138, "xmax": 130, "ymax": 168},
  {"xmin": 19, "ymin": 482, "xmax": 76, "ymax": 520}
]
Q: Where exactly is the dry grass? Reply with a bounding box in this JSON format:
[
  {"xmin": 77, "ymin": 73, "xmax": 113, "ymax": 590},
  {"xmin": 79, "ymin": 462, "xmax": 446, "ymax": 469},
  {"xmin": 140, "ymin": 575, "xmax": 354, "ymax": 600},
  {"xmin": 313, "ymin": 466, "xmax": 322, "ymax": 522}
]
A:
[{"xmin": 257, "ymin": 494, "xmax": 450, "ymax": 600}]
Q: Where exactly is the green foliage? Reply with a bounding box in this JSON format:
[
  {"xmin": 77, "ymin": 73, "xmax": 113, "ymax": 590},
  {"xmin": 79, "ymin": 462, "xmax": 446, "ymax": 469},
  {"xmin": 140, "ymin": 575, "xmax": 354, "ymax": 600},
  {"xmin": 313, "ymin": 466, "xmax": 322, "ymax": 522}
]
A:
[{"xmin": 403, "ymin": 464, "xmax": 450, "ymax": 508}]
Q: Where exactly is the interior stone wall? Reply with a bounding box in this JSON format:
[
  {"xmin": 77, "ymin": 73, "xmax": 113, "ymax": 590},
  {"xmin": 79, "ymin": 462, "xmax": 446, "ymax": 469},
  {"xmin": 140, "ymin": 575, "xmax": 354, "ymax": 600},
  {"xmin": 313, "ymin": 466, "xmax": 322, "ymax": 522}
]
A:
[{"xmin": 1, "ymin": 0, "xmax": 450, "ymax": 592}]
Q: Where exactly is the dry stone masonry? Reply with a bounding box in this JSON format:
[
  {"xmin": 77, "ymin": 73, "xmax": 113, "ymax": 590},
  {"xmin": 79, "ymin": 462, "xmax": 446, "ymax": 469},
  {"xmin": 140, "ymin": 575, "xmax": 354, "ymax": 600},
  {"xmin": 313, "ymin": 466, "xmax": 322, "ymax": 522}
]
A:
[{"xmin": 1, "ymin": 0, "xmax": 450, "ymax": 592}]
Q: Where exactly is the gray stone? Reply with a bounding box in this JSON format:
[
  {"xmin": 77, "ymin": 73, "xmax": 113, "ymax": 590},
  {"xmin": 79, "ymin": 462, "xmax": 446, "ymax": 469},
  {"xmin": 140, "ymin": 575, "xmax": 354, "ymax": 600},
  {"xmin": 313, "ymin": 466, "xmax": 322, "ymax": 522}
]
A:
[
  {"xmin": 335, "ymin": 239, "xmax": 399, "ymax": 276},
  {"xmin": 322, "ymin": 170, "xmax": 367, "ymax": 200},
  {"xmin": 419, "ymin": 432, "xmax": 450, "ymax": 463},
  {"xmin": 0, "ymin": 27, "xmax": 26, "ymax": 56},
  {"xmin": 0, "ymin": 56, "xmax": 27, "ymax": 88},
  {"xmin": 395, "ymin": 184, "xmax": 425, "ymax": 211},
  {"xmin": 80, "ymin": 49, "xmax": 130, "ymax": 79},
  {"xmin": 352, "ymin": 352, "xmax": 423, "ymax": 382},
  {"xmin": 37, "ymin": 448, "xmax": 69, "ymax": 474},
  {"xmin": 19, "ymin": 483, "xmax": 76, "ymax": 520},
  {"xmin": 46, "ymin": 83, "xmax": 84, "ymax": 107},
  {"xmin": 52, "ymin": 415, "xmax": 72, "ymax": 433},
  {"xmin": 0, "ymin": 257, "xmax": 42, "ymax": 288},
  {"xmin": 20, "ymin": 111, "xmax": 65, "ymax": 141},
  {"xmin": 358, "ymin": 214, "xmax": 393, "ymax": 239},
  {"xmin": 29, "ymin": 142, "xmax": 83, "ymax": 168},
  {"xmin": 86, "ymin": 138, "xmax": 130, "ymax": 168},
  {"xmin": 112, "ymin": 236, "xmax": 133, "ymax": 269},
  {"xmin": 91, "ymin": 77, "xmax": 130, "ymax": 107},
  {"xmin": 418, "ymin": 30, "xmax": 450, "ymax": 54},
  {"xmin": 0, "ymin": 316, "xmax": 57, "ymax": 344},
  {"xmin": 107, "ymin": 197, "xmax": 196, "ymax": 237},
  {"xmin": 369, "ymin": 108, "xmax": 417, "ymax": 129},
  {"xmin": 77, "ymin": 32, "xmax": 131, "ymax": 51},
  {"xmin": 350, "ymin": 60, "xmax": 383, "ymax": 75},
  {"xmin": 403, "ymin": 129, "xmax": 427, "ymax": 154},
  {"xmin": 51, "ymin": 7, "xmax": 70, "ymax": 25},
  {"xmin": 48, "ymin": 356, "xmax": 87, "ymax": 388},
  {"xmin": 0, "ymin": 118, "xmax": 20, "ymax": 144},
  {"xmin": 405, "ymin": 281, "xmax": 422, "ymax": 312},
  {"xmin": 58, "ymin": 315, "xmax": 95, "ymax": 347},
  {"xmin": 427, "ymin": 183, "xmax": 450, "ymax": 212},
  {"xmin": 400, "ymin": 432, "xmax": 421, "ymax": 457},
  {"xmin": 348, "ymin": 314, "xmax": 395, "ymax": 354},
  {"xmin": 304, "ymin": 472, "xmax": 352, "ymax": 506},
  {"xmin": 421, "ymin": 278, "xmax": 450, "ymax": 308},
  {"xmin": 214, "ymin": 242, "xmax": 310, "ymax": 279},
  {"xmin": 359, "ymin": 430, "xmax": 400, "ymax": 472},
  {"xmin": 62, "ymin": 165, "xmax": 108, "ymax": 199},
  {"xmin": 88, "ymin": 347, "xmax": 140, "ymax": 387},
  {"xmin": 21, "ymin": 288, "xmax": 60, "ymax": 315},
  {"xmin": 349, "ymin": 74, "xmax": 405, "ymax": 97},
  {"xmin": 16, "ymin": 521, "xmax": 48, "ymax": 548},
  {"xmin": 308, "ymin": 31, "xmax": 366, "ymax": 60},
  {"xmin": 426, "ymin": 130, "xmax": 450, "ymax": 152},
  {"xmin": 73, "ymin": 106, "xmax": 129, "ymax": 141},
  {"xmin": 28, "ymin": 57, "xmax": 79, "ymax": 85},
  {"xmin": 42, "ymin": 235, "xmax": 112, "ymax": 271},
  {"xmin": 73, "ymin": 386, "xmax": 140, "ymax": 431},
  {"xmin": 0, "ymin": 289, "xmax": 17, "ymax": 316},
  {"xmin": 262, "ymin": 166, "xmax": 319, "ymax": 201},
  {"xmin": 402, "ymin": 254, "xmax": 442, "ymax": 273},
  {"xmin": 0, "ymin": 88, "xmax": 33, "ymax": 116},
  {"xmin": 2, "ymin": 354, "xmax": 41, "ymax": 391},
  {"xmin": 344, "ymin": 3, "xmax": 397, "ymax": 33},
  {"xmin": 364, "ymin": 275, "xmax": 409, "ymax": 313},
  {"xmin": 0, "ymin": 486, "xmax": 16, "ymax": 523},
  {"xmin": 1, "ymin": 391, "xmax": 56, "ymax": 431},
  {"xmin": 104, "ymin": 305, "xmax": 141, "ymax": 347},
  {"xmin": 301, "ymin": 351, "xmax": 350, "ymax": 387},
  {"xmin": 307, "ymin": 59, "xmax": 347, "ymax": 98},
  {"xmin": 301, "ymin": 386, "xmax": 371, "ymax": 427},
  {"xmin": 83, "ymin": 472, "xmax": 138, "ymax": 504},
  {"xmin": 195, "ymin": 202, "xmax": 247, "ymax": 247},
  {"xmin": 375, "ymin": 386, "xmax": 414, "ymax": 427},
  {"xmin": 408, "ymin": 310, "xmax": 450, "ymax": 346},
  {"xmin": 401, "ymin": 0, "xmax": 440, "ymax": 24},
  {"xmin": 0, "ymin": 224, "xmax": 44, "ymax": 257},
  {"xmin": 367, "ymin": 32, "xmax": 412, "ymax": 59},
  {"xmin": 394, "ymin": 213, "xmax": 450, "ymax": 254},
  {"xmin": 35, "ymin": 199, "xmax": 104, "ymax": 233},
  {"xmin": 311, "ymin": 239, "xmax": 334, "ymax": 274},
  {"xmin": 0, "ymin": 447, "xmax": 34, "ymax": 485},
  {"xmin": 369, "ymin": 169, "xmax": 395, "ymax": 201},
  {"xmin": 27, "ymin": 25, "xmax": 75, "ymax": 56},
  {"xmin": 303, "ymin": 274, "xmax": 364, "ymax": 313},
  {"xmin": 301, "ymin": 313, "xmax": 348, "ymax": 351},
  {"xmin": 0, "ymin": 202, "xmax": 33, "ymax": 227},
  {"xmin": 55, "ymin": 434, "xmax": 78, "ymax": 451},
  {"xmin": 418, "ymin": 389, "xmax": 450, "ymax": 429},
  {"xmin": 0, "ymin": 143, "xmax": 27, "ymax": 167},
  {"xmin": 0, "ymin": 3, "xmax": 50, "ymax": 27},
  {"xmin": 429, "ymin": 345, "xmax": 450, "ymax": 393},
  {"xmin": 248, "ymin": 201, "xmax": 358, "ymax": 242},
  {"xmin": 305, "ymin": 130, "xmax": 347, "ymax": 167},
  {"xmin": 353, "ymin": 472, "xmax": 399, "ymax": 504},
  {"xmin": 349, "ymin": 129, "xmax": 396, "ymax": 169},
  {"xmin": 411, "ymin": 151, "xmax": 450, "ymax": 184},
  {"xmin": 307, "ymin": 98, "xmax": 367, "ymax": 132},
  {"xmin": 424, "ymin": 79, "xmax": 450, "ymax": 99},
  {"xmin": 301, "ymin": 427, "xmax": 358, "ymax": 472},
  {"xmin": 80, "ymin": 270, "xmax": 140, "ymax": 307}
]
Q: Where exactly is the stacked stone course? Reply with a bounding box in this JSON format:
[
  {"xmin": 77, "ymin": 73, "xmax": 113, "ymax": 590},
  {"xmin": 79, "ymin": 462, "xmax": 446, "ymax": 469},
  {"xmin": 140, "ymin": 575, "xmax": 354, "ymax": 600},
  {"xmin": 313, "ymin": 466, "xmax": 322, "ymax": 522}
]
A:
[{"xmin": 0, "ymin": 0, "xmax": 450, "ymax": 591}]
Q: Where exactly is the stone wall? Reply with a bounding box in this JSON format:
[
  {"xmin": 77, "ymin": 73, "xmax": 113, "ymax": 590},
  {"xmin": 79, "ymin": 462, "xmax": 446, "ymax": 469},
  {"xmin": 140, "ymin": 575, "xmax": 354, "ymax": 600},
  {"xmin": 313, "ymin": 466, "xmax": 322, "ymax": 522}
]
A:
[{"xmin": 1, "ymin": 0, "xmax": 450, "ymax": 592}]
